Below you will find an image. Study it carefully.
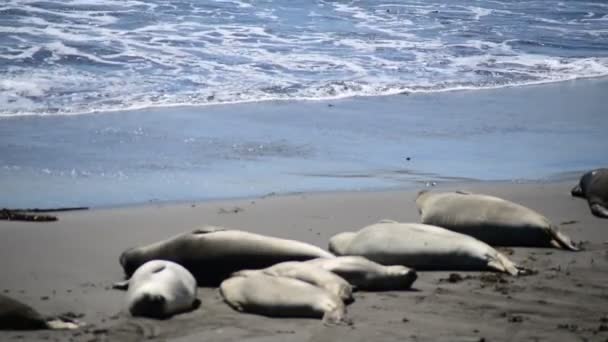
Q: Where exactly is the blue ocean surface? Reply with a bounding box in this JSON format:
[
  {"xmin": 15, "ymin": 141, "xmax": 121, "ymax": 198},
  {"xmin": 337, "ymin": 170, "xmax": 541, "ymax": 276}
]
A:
[
  {"xmin": 0, "ymin": 0, "xmax": 607, "ymax": 207},
  {"xmin": 1, "ymin": 0, "xmax": 607, "ymax": 115}
]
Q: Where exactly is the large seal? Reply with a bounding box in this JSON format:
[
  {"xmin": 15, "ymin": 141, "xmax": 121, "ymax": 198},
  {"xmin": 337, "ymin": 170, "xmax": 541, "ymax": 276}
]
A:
[
  {"xmin": 305, "ymin": 256, "xmax": 417, "ymax": 291},
  {"xmin": 114, "ymin": 260, "xmax": 198, "ymax": 319},
  {"xmin": 233, "ymin": 261, "xmax": 353, "ymax": 303},
  {"xmin": 220, "ymin": 274, "xmax": 347, "ymax": 324},
  {"xmin": 0, "ymin": 294, "xmax": 80, "ymax": 330},
  {"xmin": 120, "ymin": 226, "xmax": 334, "ymax": 286},
  {"xmin": 329, "ymin": 220, "xmax": 522, "ymax": 275},
  {"xmin": 571, "ymin": 168, "xmax": 608, "ymax": 218},
  {"xmin": 416, "ymin": 191, "xmax": 578, "ymax": 250}
]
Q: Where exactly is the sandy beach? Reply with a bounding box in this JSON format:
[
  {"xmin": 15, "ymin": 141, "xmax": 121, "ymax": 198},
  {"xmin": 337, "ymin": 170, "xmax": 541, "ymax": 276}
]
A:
[
  {"xmin": 2, "ymin": 1, "xmax": 608, "ymax": 340},
  {"xmin": 1, "ymin": 179, "xmax": 607, "ymax": 342}
]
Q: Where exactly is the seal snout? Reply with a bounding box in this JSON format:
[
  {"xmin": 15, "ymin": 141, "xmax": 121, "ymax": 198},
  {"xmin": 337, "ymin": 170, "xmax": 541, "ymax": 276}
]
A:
[
  {"xmin": 571, "ymin": 184, "xmax": 583, "ymax": 197},
  {"xmin": 130, "ymin": 293, "xmax": 167, "ymax": 319}
]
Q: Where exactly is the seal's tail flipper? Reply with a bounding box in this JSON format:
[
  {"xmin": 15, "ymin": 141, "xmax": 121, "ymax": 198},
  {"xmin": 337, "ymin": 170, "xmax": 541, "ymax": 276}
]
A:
[
  {"xmin": 549, "ymin": 226, "xmax": 579, "ymax": 251},
  {"xmin": 590, "ymin": 203, "xmax": 608, "ymax": 218},
  {"xmin": 488, "ymin": 252, "xmax": 519, "ymax": 276}
]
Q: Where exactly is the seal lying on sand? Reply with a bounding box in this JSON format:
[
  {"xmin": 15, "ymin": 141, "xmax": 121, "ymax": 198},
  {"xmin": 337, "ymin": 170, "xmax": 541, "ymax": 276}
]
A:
[
  {"xmin": 119, "ymin": 226, "xmax": 334, "ymax": 286},
  {"xmin": 220, "ymin": 274, "xmax": 347, "ymax": 324},
  {"xmin": 113, "ymin": 260, "xmax": 199, "ymax": 319},
  {"xmin": 233, "ymin": 261, "xmax": 353, "ymax": 303},
  {"xmin": 305, "ymin": 256, "xmax": 417, "ymax": 291},
  {"xmin": 416, "ymin": 191, "xmax": 578, "ymax": 250},
  {"xmin": 329, "ymin": 220, "xmax": 522, "ymax": 275},
  {"xmin": 0, "ymin": 294, "xmax": 80, "ymax": 330},
  {"xmin": 571, "ymin": 168, "xmax": 608, "ymax": 218}
]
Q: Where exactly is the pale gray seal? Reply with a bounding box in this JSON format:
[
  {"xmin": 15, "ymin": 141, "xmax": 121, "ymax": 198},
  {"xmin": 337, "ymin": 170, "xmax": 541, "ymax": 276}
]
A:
[
  {"xmin": 233, "ymin": 261, "xmax": 353, "ymax": 303},
  {"xmin": 113, "ymin": 260, "xmax": 199, "ymax": 319},
  {"xmin": 119, "ymin": 226, "xmax": 334, "ymax": 286},
  {"xmin": 571, "ymin": 168, "xmax": 608, "ymax": 218},
  {"xmin": 416, "ymin": 191, "xmax": 578, "ymax": 250},
  {"xmin": 329, "ymin": 220, "xmax": 522, "ymax": 275},
  {"xmin": 220, "ymin": 274, "xmax": 347, "ymax": 324},
  {"xmin": 305, "ymin": 256, "xmax": 417, "ymax": 291},
  {"xmin": 0, "ymin": 294, "xmax": 80, "ymax": 330}
]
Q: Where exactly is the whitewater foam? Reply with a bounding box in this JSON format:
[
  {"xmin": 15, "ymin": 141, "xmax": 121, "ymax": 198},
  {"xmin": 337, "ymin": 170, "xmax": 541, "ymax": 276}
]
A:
[{"xmin": 0, "ymin": 0, "xmax": 607, "ymax": 116}]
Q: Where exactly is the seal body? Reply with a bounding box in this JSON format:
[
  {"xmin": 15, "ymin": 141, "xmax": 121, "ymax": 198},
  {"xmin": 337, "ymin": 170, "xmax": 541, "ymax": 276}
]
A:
[
  {"xmin": 233, "ymin": 261, "xmax": 353, "ymax": 303},
  {"xmin": 329, "ymin": 220, "xmax": 521, "ymax": 275},
  {"xmin": 305, "ymin": 256, "xmax": 417, "ymax": 291},
  {"xmin": 0, "ymin": 294, "xmax": 78, "ymax": 330},
  {"xmin": 125, "ymin": 260, "xmax": 198, "ymax": 319},
  {"xmin": 416, "ymin": 191, "xmax": 578, "ymax": 250},
  {"xmin": 120, "ymin": 226, "xmax": 334, "ymax": 286},
  {"xmin": 220, "ymin": 274, "xmax": 346, "ymax": 323},
  {"xmin": 572, "ymin": 168, "xmax": 608, "ymax": 218}
]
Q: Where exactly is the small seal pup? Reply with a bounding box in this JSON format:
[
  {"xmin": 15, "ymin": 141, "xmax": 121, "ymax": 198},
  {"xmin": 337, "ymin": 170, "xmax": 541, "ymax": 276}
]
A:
[
  {"xmin": 329, "ymin": 220, "xmax": 522, "ymax": 275},
  {"xmin": 119, "ymin": 226, "xmax": 334, "ymax": 286},
  {"xmin": 233, "ymin": 261, "xmax": 353, "ymax": 303},
  {"xmin": 416, "ymin": 191, "xmax": 578, "ymax": 250},
  {"xmin": 571, "ymin": 168, "xmax": 608, "ymax": 218},
  {"xmin": 305, "ymin": 256, "xmax": 417, "ymax": 291},
  {"xmin": 113, "ymin": 260, "xmax": 199, "ymax": 319},
  {"xmin": 220, "ymin": 274, "xmax": 347, "ymax": 324},
  {"xmin": 0, "ymin": 294, "xmax": 80, "ymax": 330}
]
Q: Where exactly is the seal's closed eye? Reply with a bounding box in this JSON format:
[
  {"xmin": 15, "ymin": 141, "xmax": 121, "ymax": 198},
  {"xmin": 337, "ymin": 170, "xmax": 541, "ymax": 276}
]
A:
[
  {"xmin": 191, "ymin": 226, "xmax": 226, "ymax": 235},
  {"xmin": 151, "ymin": 265, "xmax": 166, "ymax": 273}
]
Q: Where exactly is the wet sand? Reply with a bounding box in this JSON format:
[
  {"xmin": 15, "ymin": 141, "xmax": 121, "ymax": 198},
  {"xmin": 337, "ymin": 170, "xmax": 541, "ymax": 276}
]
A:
[
  {"xmin": 0, "ymin": 179, "xmax": 607, "ymax": 341},
  {"xmin": 2, "ymin": 78, "xmax": 608, "ymax": 209}
]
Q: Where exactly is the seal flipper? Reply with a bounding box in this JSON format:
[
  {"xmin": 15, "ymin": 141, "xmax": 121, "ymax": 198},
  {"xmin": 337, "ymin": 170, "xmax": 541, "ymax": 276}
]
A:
[
  {"xmin": 45, "ymin": 318, "xmax": 80, "ymax": 330},
  {"xmin": 590, "ymin": 203, "xmax": 608, "ymax": 218},
  {"xmin": 548, "ymin": 226, "xmax": 579, "ymax": 251},
  {"xmin": 487, "ymin": 252, "xmax": 519, "ymax": 276},
  {"xmin": 112, "ymin": 279, "xmax": 129, "ymax": 290}
]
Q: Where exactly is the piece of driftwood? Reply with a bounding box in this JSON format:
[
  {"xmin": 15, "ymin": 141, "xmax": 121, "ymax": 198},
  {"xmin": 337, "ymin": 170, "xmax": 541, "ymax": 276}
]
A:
[
  {"xmin": 20, "ymin": 207, "xmax": 89, "ymax": 213},
  {"xmin": 0, "ymin": 207, "xmax": 89, "ymax": 222},
  {"xmin": 0, "ymin": 209, "xmax": 58, "ymax": 222}
]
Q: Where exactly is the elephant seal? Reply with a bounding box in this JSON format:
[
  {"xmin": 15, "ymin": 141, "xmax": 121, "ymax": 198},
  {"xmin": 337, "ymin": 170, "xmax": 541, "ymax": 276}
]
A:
[
  {"xmin": 305, "ymin": 256, "xmax": 417, "ymax": 291},
  {"xmin": 220, "ymin": 274, "xmax": 347, "ymax": 324},
  {"xmin": 0, "ymin": 294, "xmax": 80, "ymax": 330},
  {"xmin": 120, "ymin": 226, "xmax": 334, "ymax": 286},
  {"xmin": 113, "ymin": 260, "xmax": 199, "ymax": 319},
  {"xmin": 233, "ymin": 261, "xmax": 353, "ymax": 303},
  {"xmin": 571, "ymin": 168, "xmax": 608, "ymax": 218},
  {"xmin": 329, "ymin": 220, "xmax": 522, "ymax": 275},
  {"xmin": 416, "ymin": 191, "xmax": 578, "ymax": 250}
]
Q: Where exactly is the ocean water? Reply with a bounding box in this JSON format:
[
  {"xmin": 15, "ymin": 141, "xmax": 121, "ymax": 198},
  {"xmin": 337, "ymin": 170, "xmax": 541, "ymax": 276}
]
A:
[
  {"xmin": 1, "ymin": 0, "xmax": 608, "ymax": 116},
  {"xmin": 1, "ymin": 0, "xmax": 607, "ymax": 208}
]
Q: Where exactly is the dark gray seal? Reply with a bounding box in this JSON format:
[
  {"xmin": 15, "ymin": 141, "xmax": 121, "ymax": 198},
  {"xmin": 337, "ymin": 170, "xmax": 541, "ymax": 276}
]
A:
[
  {"xmin": 416, "ymin": 191, "xmax": 578, "ymax": 250},
  {"xmin": 119, "ymin": 226, "xmax": 334, "ymax": 286},
  {"xmin": 0, "ymin": 294, "xmax": 80, "ymax": 330},
  {"xmin": 572, "ymin": 168, "xmax": 608, "ymax": 218}
]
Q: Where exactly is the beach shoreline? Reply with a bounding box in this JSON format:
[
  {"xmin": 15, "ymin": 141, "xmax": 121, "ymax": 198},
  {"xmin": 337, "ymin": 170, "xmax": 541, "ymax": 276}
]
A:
[
  {"xmin": 1, "ymin": 179, "xmax": 607, "ymax": 341},
  {"xmin": 2, "ymin": 78, "xmax": 608, "ymax": 209}
]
